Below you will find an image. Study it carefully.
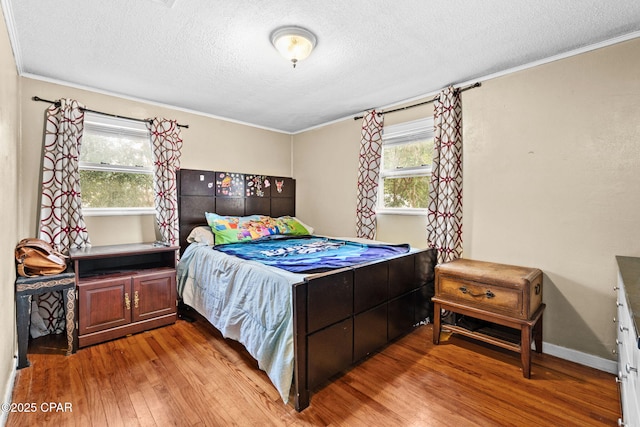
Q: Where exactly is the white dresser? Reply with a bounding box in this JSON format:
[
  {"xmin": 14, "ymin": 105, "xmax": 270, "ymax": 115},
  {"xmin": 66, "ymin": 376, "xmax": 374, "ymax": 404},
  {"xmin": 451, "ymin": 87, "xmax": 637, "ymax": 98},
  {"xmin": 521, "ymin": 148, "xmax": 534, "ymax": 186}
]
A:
[{"xmin": 616, "ymin": 256, "xmax": 640, "ymax": 427}]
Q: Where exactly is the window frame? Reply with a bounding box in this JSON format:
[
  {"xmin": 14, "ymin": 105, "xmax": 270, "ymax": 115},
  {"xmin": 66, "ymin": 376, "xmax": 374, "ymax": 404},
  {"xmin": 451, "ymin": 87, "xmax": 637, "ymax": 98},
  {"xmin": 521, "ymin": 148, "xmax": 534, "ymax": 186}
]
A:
[
  {"xmin": 79, "ymin": 112, "xmax": 156, "ymax": 217},
  {"xmin": 377, "ymin": 117, "xmax": 434, "ymax": 216}
]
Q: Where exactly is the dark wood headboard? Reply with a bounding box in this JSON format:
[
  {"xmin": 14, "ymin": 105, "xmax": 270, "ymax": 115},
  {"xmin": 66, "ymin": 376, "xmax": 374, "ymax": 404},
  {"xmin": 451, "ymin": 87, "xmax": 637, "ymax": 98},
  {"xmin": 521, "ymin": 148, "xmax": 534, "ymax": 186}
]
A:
[{"xmin": 177, "ymin": 169, "xmax": 296, "ymax": 253}]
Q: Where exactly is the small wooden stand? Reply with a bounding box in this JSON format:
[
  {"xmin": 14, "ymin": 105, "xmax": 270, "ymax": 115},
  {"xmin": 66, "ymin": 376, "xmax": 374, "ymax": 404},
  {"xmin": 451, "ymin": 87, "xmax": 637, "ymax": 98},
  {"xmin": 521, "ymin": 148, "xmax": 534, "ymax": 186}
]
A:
[
  {"xmin": 15, "ymin": 271, "xmax": 77, "ymax": 368},
  {"xmin": 433, "ymin": 299, "xmax": 545, "ymax": 378}
]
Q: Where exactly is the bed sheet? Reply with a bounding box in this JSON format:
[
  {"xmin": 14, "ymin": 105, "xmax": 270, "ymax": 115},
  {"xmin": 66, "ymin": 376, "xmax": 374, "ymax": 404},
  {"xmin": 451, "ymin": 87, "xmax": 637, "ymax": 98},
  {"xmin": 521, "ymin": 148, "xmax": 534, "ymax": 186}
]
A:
[{"xmin": 177, "ymin": 242, "xmax": 305, "ymax": 403}]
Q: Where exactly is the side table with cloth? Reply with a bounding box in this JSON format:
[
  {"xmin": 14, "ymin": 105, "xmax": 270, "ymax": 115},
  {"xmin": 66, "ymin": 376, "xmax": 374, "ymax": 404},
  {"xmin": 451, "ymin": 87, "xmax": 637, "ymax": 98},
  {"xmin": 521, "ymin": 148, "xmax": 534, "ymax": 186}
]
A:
[{"xmin": 15, "ymin": 271, "xmax": 77, "ymax": 368}]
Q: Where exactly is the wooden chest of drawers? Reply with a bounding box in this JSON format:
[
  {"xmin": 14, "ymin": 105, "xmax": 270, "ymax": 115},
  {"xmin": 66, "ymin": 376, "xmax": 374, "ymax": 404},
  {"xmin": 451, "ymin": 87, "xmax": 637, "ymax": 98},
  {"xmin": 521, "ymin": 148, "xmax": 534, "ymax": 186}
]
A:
[
  {"xmin": 435, "ymin": 258, "xmax": 543, "ymax": 320},
  {"xmin": 432, "ymin": 258, "xmax": 545, "ymax": 378}
]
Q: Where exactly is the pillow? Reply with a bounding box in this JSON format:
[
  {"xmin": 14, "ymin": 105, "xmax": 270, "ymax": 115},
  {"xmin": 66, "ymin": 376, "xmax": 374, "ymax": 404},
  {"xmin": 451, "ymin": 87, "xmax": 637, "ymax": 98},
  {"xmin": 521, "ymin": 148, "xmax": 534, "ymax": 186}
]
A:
[
  {"xmin": 279, "ymin": 216, "xmax": 313, "ymax": 235},
  {"xmin": 186, "ymin": 226, "xmax": 215, "ymax": 246},
  {"xmin": 205, "ymin": 213, "xmax": 312, "ymax": 245},
  {"xmin": 292, "ymin": 217, "xmax": 314, "ymax": 235}
]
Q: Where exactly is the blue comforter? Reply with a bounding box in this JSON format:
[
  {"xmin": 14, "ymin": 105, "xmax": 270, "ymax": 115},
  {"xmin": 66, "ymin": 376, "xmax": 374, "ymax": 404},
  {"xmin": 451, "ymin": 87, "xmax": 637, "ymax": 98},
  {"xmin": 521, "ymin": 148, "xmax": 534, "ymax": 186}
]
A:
[{"xmin": 215, "ymin": 236, "xmax": 410, "ymax": 273}]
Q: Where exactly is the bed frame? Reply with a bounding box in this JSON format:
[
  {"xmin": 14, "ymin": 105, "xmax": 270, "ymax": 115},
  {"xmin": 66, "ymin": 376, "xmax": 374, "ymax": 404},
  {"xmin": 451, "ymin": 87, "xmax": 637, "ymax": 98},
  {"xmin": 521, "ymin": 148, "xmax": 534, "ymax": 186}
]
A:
[{"xmin": 177, "ymin": 168, "xmax": 436, "ymax": 411}]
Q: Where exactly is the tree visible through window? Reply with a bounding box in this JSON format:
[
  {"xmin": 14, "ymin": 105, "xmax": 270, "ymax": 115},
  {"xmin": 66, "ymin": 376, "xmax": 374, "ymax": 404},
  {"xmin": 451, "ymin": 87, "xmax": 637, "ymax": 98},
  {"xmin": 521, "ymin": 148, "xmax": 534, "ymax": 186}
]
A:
[
  {"xmin": 379, "ymin": 118, "xmax": 434, "ymax": 210},
  {"xmin": 80, "ymin": 112, "xmax": 155, "ymax": 213}
]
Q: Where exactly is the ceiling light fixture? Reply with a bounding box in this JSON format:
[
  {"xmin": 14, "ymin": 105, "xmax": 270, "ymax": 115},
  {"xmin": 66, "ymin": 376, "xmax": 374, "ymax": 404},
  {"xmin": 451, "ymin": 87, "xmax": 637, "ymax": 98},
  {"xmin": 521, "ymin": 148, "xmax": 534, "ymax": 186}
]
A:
[{"xmin": 270, "ymin": 26, "xmax": 317, "ymax": 68}]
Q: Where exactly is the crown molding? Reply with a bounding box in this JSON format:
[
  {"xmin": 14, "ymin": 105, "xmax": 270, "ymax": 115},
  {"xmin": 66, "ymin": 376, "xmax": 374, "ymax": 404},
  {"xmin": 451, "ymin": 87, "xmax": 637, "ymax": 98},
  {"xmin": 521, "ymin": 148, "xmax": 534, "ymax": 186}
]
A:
[
  {"xmin": 21, "ymin": 72, "xmax": 294, "ymax": 135},
  {"xmin": 1, "ymin": 0, "xmax": 23, "ymax": 74},
  {"xmin": 315, "ymin": 30, "xmax": 640, "ymax": 135}
]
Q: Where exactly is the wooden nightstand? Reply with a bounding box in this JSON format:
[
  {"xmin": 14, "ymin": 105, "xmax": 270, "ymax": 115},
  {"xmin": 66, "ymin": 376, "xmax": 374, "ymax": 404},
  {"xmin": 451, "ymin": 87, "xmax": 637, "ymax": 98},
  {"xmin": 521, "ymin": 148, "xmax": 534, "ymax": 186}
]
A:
[
  {"xmin": 15, "ymin": 271, "xmax": 77, "ymax": 369},
  {"xmin": 432, "ymin": 258, "xmax": 545, "ymax": 378},
  {"xmin": 69, "ymin": 243, "xmax": 179, "ymax": 348}
]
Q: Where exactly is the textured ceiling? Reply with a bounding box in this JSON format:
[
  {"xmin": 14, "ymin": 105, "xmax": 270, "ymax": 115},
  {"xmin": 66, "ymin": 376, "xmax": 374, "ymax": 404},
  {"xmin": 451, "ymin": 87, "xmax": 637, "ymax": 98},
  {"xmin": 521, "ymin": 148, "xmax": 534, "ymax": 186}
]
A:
[{"xmin": 4, "ymin": 1, "xmax": 640, "ymax": 133}]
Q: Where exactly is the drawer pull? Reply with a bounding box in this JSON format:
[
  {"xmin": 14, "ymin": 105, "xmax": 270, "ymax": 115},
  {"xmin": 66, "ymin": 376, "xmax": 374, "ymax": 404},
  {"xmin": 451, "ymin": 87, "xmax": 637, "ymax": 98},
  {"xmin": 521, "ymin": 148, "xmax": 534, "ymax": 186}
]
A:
[
  {"xmin": 620, "ymin": 324, "xmax": 629, "ymax": 333},
  {"xmin": 626, "ymin": 363, "xmax": 638, "ymax": 374},
  {"xmin": 124, "ymin": 292, "xmax": 131, "ymax": 310},
  {"xmin": 616, "ymin": 300, "xmax": 623, "ymax": 307},
  {"xmin": 458, "ymin": 287, "xmax": 495, "ymax": 299},
  {"xmin": 134, "ymin": 291, "xmax": 139, "ymax": 309},
  {"xmin": 535, "ymin": 283, "xmax": 541, "ymax": 295},
  {"xmin": 616, "ymin": 371, "xmax": 627, "ymax": 383}
]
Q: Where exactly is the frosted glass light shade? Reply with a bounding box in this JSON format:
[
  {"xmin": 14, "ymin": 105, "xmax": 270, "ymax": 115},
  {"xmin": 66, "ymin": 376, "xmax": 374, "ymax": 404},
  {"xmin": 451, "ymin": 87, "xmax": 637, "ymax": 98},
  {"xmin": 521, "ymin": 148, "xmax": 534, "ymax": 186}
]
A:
[{"xmin": 270, "ymin": 26, "xmax": 317, "ymax": 68}]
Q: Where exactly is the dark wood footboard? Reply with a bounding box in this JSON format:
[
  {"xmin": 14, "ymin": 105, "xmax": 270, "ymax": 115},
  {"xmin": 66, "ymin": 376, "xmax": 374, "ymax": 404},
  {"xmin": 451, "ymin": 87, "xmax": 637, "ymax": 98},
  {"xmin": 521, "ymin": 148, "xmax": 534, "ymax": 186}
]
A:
[{"xmin": 292, "ymin": 248, "xmax": 436, "ymax": 411}]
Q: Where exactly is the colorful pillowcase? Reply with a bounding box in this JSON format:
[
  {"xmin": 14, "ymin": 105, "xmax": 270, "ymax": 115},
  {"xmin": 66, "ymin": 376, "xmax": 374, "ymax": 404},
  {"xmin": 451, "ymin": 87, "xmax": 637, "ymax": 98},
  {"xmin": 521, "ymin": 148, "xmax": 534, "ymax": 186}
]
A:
[{"xmin": 205, "ymin": 213, "xmax": 312, "ymax": 245}]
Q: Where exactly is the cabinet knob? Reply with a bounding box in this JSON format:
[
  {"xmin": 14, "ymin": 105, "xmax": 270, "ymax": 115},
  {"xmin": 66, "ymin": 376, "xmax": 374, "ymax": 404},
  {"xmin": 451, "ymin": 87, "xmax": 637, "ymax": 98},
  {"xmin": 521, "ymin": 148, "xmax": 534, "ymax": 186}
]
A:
[
  {"xmin": 613, "ymin": 317, "xmax": 617, "ymax": 323},
  {"xmin": 626, "ymin": 363, "xmax": 638, "ymax": 374},
  {"xmin": 613, "ymin": 286, "xmax": 620, "ymax": 291},
  {"xmin": 620, "ymin": 324, "xmax": 629, "ymax": 333},
  {"xmin": 616, "ymin": 300, "xmax": 624, "ymax": 307}
]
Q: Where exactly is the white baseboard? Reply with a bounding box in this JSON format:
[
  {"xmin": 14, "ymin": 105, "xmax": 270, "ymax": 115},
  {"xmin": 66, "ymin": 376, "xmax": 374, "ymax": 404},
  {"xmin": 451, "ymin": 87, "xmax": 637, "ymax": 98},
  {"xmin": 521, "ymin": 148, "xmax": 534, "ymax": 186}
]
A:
[
  {"xmin": 428, "ymin": 319, "xmax": 618, "ymax": 375},
  {"xmin": 542, "ymin": 341, "xmax": 617, "ymax": 374}
]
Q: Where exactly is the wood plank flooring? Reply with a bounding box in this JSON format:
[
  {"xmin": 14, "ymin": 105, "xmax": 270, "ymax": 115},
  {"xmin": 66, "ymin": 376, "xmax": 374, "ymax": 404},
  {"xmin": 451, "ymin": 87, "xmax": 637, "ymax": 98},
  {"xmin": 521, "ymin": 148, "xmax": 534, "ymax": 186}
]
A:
[{"xmin": 7, "ymin": 315, "xmax": 620, "ymax": 426}]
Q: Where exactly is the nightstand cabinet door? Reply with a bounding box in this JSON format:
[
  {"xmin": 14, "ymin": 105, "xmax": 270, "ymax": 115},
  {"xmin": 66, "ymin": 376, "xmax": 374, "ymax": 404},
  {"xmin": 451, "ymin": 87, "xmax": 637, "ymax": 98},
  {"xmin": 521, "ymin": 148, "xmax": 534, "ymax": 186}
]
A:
[
  {"xmin": 70, "ymin": 243, "xmax": 179, "ymax": 348},
  {"xmin": 78, "ymin": 277, "xmax": 132, "ymax": 336},
  {"xmin": 133, "ymin": 270, "xmax": 177, "ymax": 322}
]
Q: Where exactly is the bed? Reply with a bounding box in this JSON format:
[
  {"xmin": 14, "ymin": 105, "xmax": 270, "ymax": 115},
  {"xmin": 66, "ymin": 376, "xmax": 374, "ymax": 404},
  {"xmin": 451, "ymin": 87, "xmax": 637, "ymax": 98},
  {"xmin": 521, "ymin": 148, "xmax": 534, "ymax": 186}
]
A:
[{"xmin": 176, "ymin": 169, "xmax": 436, "ymax": 411}]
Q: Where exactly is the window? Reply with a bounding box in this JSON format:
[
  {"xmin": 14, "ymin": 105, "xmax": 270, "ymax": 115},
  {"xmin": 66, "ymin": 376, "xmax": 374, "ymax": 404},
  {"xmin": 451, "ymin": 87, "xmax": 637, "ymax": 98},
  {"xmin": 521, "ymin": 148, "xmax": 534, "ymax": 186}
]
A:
[
  {"xmin": 79, "ymin": 112, "xmax": 155, "ymax": 216},
  {"xmin": 378, "ymin": 117, "xmax": 434, "ymax": 213}
]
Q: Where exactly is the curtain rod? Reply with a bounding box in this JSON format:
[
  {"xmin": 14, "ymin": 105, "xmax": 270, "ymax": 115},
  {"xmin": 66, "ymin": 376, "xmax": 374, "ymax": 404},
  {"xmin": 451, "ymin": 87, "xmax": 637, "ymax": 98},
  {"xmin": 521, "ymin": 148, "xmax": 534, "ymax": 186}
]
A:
[
  {"xmin": 353, "ymin": 82, "xmax": 481, "ymax": 121},
  {"xmin": 31, "ymin": 96, "xmax": 189, "ymax": 129}
]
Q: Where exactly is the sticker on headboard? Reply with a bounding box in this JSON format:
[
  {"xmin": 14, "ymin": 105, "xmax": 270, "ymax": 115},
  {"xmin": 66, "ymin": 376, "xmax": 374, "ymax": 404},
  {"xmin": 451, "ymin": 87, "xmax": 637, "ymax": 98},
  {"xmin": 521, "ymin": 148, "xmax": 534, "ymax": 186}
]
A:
[
  {"xmin": 215, "ymin": 172, "xmax": 245, "ymax": 197},
  {"xmin": 245, "ymin": 175, "xmax": 270, "ymax": 197},
  {"xmin": 275, "ymin": 178, "xmax": 285, "ymax": 193}
]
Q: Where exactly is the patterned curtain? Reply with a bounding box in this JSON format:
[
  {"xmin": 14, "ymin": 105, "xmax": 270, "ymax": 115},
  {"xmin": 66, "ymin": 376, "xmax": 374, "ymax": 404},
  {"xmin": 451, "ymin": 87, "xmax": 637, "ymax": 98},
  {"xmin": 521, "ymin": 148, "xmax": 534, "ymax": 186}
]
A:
[
  {"xmin": 39, "ymin": 99, "xmax": 91, "ymax": 251},
  {"xmin": 147, "ymin": 118, "xmax": 183, "ymax": 246},
  {"xmin": 36, "ymin": 98, "xmax": 91, "ymax": 336},
  {"xmin": 356, "ymin": 110, "xmax": 383, "ymax": 240},
  {"xmin": 426, "ymin": 86, "xmax": 463, "ymax": 264}
]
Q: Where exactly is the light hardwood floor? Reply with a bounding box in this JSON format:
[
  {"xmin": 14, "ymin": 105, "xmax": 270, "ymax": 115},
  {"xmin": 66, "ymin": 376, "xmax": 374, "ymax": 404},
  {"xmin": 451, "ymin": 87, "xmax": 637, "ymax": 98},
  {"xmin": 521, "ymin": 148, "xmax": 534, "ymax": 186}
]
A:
[{"xmin": 7, "ymin": 314, "xmax": 620, "ymax": 426}]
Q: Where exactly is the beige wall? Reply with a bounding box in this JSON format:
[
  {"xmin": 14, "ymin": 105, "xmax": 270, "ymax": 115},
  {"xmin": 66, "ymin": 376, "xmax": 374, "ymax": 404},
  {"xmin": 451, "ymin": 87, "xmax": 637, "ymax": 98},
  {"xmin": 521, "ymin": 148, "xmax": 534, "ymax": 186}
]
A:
[
  {"xmin": 292, "ymin": 100, "xmax": 433, "ymax": 247},
  {"xmin": 20, "ymin": 78, "xmax": 293, "ymax": 245},
  {"xmin": 462, "ymin": 39, "xmax": 640, "ymax": 359},
  {"xmin": 0, "ymin": 4, "xmax": 20, "ymax": 419},
  {"xmin": 292, "ymin": 119, "xmax": 361, "ymax": 238},
  {"xmin": 293, "ymin": 38, "xmax": 640, "ymax": 360}
]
